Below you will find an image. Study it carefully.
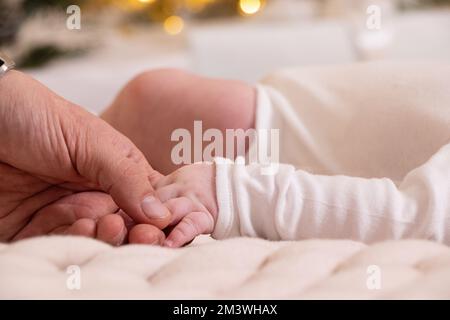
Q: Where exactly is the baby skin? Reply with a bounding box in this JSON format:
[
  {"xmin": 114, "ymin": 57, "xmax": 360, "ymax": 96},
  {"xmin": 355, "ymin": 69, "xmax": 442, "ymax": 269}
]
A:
[
  {"xmin": 5, "ymin": 69, "xmax": 253, "ymax": 246},
  {"xmin": 102, "ymin": 69, "xmax": 256, "ymax": 247},
  {"xmin": 21, "ymin": 64, "xmax": 450, "ymax": 246},
  {"xmin": 103, "ymin": 66, "xmax": 450, "ymax": 246},
  {"xmin": 153, "ymin": 163, "xmax": 217, "ymax": 247}
]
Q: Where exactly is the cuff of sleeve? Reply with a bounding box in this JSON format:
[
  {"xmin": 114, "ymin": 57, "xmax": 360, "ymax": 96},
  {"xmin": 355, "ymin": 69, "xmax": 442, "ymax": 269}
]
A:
[{"xmin": 211, "ymin": 157, "xmax": 239, "ymax": 239}]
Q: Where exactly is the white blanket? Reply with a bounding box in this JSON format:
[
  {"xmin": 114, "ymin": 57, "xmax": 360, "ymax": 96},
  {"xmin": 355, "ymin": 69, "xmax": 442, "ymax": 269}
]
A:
[{"xmin": 1, "ymin": 236, "xmax": 450, "ymax": 299}]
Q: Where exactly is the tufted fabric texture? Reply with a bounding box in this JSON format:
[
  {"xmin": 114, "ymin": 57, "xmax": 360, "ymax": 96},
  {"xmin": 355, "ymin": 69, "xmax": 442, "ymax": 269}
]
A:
[{"xmin": 1, "ymin": 236, "xmax": 450, "ymax": 299}]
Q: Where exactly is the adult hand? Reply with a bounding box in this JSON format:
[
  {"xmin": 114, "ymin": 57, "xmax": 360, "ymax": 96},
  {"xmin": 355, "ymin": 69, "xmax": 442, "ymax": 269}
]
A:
[
  {"xmin": 13, "ymin": 191, "xmax": 166, "ymax": 246},
  {"xmin": 0, "ymin": 71, "xmax": 170, "ymax": 243}
]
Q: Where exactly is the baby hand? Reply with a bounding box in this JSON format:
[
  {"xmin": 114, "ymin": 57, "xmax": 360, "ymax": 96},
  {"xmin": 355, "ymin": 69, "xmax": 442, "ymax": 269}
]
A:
[{"xmin": 154, "ymin": 163, "xmax": 218, "ymax": 248}]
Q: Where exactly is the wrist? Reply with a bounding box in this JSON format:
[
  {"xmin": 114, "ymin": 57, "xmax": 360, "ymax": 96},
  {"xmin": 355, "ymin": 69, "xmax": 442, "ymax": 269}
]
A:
[
  {"xmin": 211, "ymin": 158, "xmax": 236, "ymax": 239},
  {"xmin": 0, "ymin": 70, "xmax": 23, "ymax": 108},
  {"xmin": 0, "ymin": 50, "xmax": 17, "ymax": 102},
  {"xmin": 0, "ymin": 70, "xmax": 65, "ymax": 164},
  {"xmin": 0, "ymin": 70, "xmax": 23, "ymax": 161}
]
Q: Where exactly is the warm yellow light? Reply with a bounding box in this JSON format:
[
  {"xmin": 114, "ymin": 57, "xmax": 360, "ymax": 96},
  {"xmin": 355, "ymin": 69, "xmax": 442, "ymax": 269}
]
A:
[
  {"xmin": 164, "ymin": 16, "xmax": 184, "ymax": 35},
  {"xmin": 239, "ymin": 0, "xmax": 261, "ymax": 15},
  {"xmin": 185, "ymin": 0, "xmax": 206, "ymax": 13},
  {"xmin": 113, "ymin": 0, "xmax": 151, "ymax": 11},
  {"xmin": 185, "ymin": 0, "xmax": 216, "ymax": 13}
]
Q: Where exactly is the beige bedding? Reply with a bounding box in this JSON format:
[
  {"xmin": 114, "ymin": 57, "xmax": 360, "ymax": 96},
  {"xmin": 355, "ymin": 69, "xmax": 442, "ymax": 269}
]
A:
[{"xmin": 1, "ymin": 235, "xmax": 450, "ymax": 299}]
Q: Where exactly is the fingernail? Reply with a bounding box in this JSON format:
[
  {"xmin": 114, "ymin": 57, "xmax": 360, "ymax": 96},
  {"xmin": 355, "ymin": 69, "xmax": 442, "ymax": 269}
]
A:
[
  {"xmin": 164, "ymin": 240, "xmax": 174, "ymax": 248},
  {"xmin": 141, "ymin": 196, "xmax": 168, "ymax": 220}
]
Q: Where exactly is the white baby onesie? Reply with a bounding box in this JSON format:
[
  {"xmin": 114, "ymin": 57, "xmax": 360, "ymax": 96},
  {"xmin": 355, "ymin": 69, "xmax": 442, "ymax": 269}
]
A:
[{"xmin": 211, "ymin": 62, "xmax": 450, "ymax": 244}]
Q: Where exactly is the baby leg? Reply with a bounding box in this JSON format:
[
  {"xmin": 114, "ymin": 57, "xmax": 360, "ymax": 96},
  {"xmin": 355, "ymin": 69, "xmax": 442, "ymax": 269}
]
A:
[{"xmin": 101, "ymin": 69, "xmax": 256, "ymax": 174}]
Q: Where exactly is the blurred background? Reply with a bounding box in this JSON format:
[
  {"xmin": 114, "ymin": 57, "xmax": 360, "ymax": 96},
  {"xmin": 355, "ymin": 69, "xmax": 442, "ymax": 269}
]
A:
[{"xmin": 1, "ymin": 0, "xmax": 449, "ymax": 113}]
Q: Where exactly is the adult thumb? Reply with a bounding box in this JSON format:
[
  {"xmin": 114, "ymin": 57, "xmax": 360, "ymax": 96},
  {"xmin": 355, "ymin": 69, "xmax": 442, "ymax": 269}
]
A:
[{"xmin": 73, "ymin": 111, "xmax": 171, "ymax": 229}]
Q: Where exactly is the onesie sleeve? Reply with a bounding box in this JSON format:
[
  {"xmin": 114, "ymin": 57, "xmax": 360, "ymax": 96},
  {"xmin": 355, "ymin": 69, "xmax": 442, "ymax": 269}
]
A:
[{"xmin": 211, "ymin": 143, "xmax": 450, "ymax": 244}]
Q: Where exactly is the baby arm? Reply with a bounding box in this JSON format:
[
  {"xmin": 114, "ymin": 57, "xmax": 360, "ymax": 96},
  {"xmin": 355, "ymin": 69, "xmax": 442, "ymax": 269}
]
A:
[{"xmin": 158, "ymin": 143, "xmax": 450, "ymax": 247}]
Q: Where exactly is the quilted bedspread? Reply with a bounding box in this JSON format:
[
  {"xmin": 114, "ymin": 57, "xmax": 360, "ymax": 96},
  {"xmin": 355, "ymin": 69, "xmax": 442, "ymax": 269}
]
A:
[{"xmin": 1, "ymin": 236, "xmax": 450, "ymax": 299}]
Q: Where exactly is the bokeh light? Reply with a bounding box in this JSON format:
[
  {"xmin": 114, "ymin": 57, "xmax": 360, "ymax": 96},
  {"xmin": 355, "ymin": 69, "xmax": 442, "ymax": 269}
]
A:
[
  {"xmin": 112, "ymin": 0, "xmax": 149, "ymax": 11},
  {"xmin": 164, "ymin": 15, "xmax": 184, "ymax": 35},
  {"xmin": 239, "ymin": 0, "xmax": 261, "ymax": 16}
]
